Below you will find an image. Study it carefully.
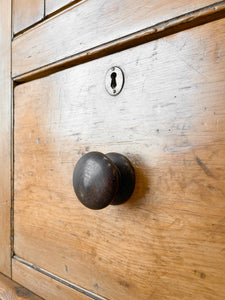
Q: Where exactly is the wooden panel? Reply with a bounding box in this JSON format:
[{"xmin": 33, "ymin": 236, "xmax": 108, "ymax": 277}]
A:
[
  {"xmin": 13, "ymin": 0, "xmax": 44, "ymax": 34},
  {"xmin": 14, "ymin": 18, "xmax": 225, "ymax": 299},
  {"xmin": 12, "ymin": 259, "xmax": 92, "ymax": 300},
  {"xmin": 0, "ymin": 0, "xmax": 12, "ymax": 277},
  {"xmin": 12, "ymin": 0, "xmax": 220, "ymax": 77},
  {"xmin": 14, "ymin": 17, "xmax": 225, "ymax": 299},
  {"xmin": 0, "ymin": 272, "xmax": 41, "ymax": 300},
  {"xmin": 46, "ymin": 0, "xmax": 80, "ymax": 16}
]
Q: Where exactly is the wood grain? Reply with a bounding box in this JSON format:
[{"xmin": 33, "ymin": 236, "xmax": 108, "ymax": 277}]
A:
[
  {"xmin": 46, "ymin": 0, "xmax": 81, "ymax": 16},
  {"xmin": 13, "ymin": 1, "xmax": 225, "ymax": 84},
  {"xmin": 12, "ymin": 0, "xmax": 221, "ymax": 77},
  {"xmin": 0, "ymin": 0, "xmax": 12, "ymax": 277},
  {"xmin": 12, "ymin": 259, "xmax": 92, "ymax": 300},
  {"xmin": 0, "ymin": 272, "xmax": 41, "ymax": 300},
  {"xmin": 14, "ymin": 18, "xmax": 225, "ymax": 300},
  {"xmin": 13, "ymin": 0, "xmax": 44, "ymax": 35}
]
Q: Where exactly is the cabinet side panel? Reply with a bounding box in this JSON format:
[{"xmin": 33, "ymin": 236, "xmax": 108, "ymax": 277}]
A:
[{"xmin": 0, "ymin": 0, "xmax": 12, "ymax": 277}]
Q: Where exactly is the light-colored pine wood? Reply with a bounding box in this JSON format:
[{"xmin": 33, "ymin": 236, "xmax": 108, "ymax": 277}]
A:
[
  {"xmin": 0, "ymin": 0, "xmax": 12, "ymax": 277},
  {"xmin": 14, "ymin": 17, "xmax": 225, "ymax": 300},
  {"xmin": 13, "ymin": 0, "xmax": 44, "ymax": 34},
  {"xmin": 12, "ymin": 0, "xmax": 220, "ymax": 77},
  {"xmin": 12, "ymin": 1, "xmax": 225, "ymax": 84},
  {"xmin": 12, "ymin": 259, "xmax": 92, "ymax": 300},
  {"xmin": 0, "ymin": 272, "xmax": 41, "ymax": 300},
  {"xmin": 46, "ymin": 0, "xmax": 81, "ymax": 16}
]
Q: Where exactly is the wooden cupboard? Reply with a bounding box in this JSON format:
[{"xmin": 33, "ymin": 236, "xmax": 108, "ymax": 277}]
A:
[{"xmin": 1, "ymin": 0, "xmax": 225, "ymax": 299}]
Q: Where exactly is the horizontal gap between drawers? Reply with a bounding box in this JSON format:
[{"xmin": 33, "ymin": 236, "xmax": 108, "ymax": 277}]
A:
[
  {"xmin": 13, "ymin": 256, "xmax": 107, "ymax": 300},
  {"xmin": 13, "ymin": 1, "xmax": 225, "ymax": 84}
]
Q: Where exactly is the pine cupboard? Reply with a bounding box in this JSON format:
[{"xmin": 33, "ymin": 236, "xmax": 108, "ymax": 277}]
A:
[{"xmin": 1, "ymin": 0, "xmax": 225, "ymax": 299}]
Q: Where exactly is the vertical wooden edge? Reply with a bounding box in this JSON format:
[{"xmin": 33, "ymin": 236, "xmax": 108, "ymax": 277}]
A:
[
  {"xmin": 0, "ymin": 0, "xmax": 12, "ymax": 277},
  {"xmin": 0, "ymin": 272, "xmax": 42, "ymax": 299},
  {"xmin": 12, "ymin": 259, "xmax": 97, "ymax": 300}
]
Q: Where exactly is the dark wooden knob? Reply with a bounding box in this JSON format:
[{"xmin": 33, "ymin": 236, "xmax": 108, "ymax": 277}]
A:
[{"xmin": 73, "ymin": 152, "xmax": 135, "ymax": 210}]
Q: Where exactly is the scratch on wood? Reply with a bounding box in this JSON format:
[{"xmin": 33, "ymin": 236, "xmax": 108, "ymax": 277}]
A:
[
  {"xmin": 195, "ymin": 156, "xmax": 214, "ymax": 178},
  {"xmin": 65, "ymin": 265, "xmax": 68, "ymax": 273}
]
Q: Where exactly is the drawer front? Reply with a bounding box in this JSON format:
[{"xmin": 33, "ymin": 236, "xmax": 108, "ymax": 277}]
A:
[
  {"xmin": 14, "ymin": 18, "xmax": 225, "ymax": 300},
  {"xmin": 12, "ymin": 0, "xmax": 219, "ymax": 77}
]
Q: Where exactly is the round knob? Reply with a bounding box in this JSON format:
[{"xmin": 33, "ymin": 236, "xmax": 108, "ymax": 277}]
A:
[{"xmin": 73, "ymin": 152, "xmax": 135, "ymax": 210}]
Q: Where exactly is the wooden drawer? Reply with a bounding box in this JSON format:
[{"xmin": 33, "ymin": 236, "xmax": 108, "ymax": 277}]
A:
[
  {"xmin": 12, "ymin": 0, "xmax": 220, "ymax": 77},
  {"xmin": 13, "ymin": 17, "xmax": 225, "ymax": 300}
]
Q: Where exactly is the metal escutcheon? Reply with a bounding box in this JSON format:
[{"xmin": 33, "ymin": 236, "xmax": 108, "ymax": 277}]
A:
[{"xmin": 105, "ymin": 66, "xmax": 124, "ymax": 96}]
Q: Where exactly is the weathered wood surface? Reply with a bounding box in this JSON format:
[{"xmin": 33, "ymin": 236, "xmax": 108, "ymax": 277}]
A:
[
  {"xmin": 0, "ymin": 0, "xmax": 12, "ymax": 277},
  {"xmin": 12, "ymin": 259, "xmax": 91, "ymax": 300},
  {"xmin": 13, "ymin": 1, "xmax": 225, "ymax": 84},
  {"xmin": 13, "ymin": 0, "xmax": 44, "ymax": 34},
  {"xmin": 0, "ymin": 272, "xmax": 42, "ymax": 300},
  {"xmin": 12, "ymin": 0, "xmax": 221, "ymax": 77},
  {"xmin": 14, "ymin": 17, "xmax": 225, "ymax": 299}
]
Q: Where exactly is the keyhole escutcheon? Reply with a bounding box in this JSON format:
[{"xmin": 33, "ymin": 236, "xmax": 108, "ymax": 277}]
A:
[{"xmin": 105, "ymin": 66, "xmax": 124, "ymax": 96}]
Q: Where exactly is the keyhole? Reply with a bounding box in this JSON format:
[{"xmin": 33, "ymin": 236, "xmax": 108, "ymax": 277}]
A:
[
  {"xmin": 105, "ymin": 66, "xmax": 124, "ymax": 96},
  {"xmin": 111, "ymin": 72, "xmax": 117, "ymax": 90}
]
